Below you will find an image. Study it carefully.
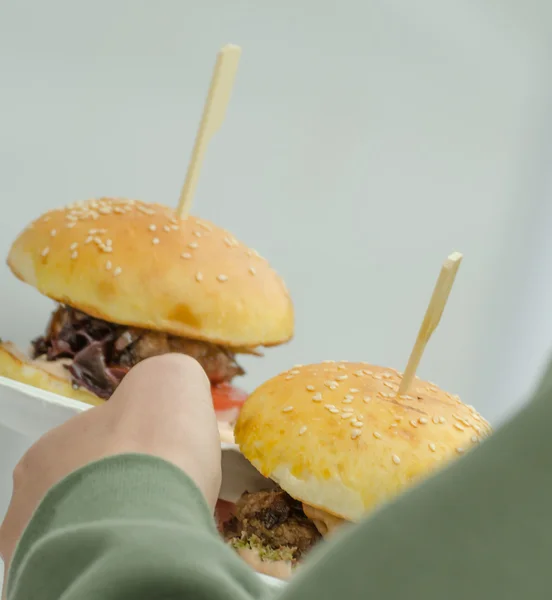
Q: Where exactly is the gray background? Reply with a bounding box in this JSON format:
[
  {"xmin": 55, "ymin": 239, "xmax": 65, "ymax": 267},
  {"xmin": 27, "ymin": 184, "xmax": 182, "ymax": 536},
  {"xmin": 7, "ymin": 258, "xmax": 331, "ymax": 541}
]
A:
[{"xmin": 2, "ymin": 1, "xmax": 552, "ymax": 582}]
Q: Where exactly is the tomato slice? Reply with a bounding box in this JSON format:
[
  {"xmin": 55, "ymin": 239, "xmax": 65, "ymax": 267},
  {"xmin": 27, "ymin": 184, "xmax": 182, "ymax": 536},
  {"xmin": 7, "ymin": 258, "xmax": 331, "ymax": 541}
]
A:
[
  {"xmin": 211, "ymin": 383, "xmax": 247, "ymax": 422},
  {"xmin": 215, "ymin": 498, "xmax": 235, "ymax": 532}
]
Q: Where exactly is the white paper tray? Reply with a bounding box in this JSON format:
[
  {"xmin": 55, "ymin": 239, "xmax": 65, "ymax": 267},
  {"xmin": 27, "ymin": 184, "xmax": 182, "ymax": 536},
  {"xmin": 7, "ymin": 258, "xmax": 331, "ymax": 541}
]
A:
[
  {"xmin": 0, "ymin": 376, "xmax": 283, "ymax": 589},
  {"xmin": 0, "ymin": 375, "xmax": 240, "ymax": 448}
]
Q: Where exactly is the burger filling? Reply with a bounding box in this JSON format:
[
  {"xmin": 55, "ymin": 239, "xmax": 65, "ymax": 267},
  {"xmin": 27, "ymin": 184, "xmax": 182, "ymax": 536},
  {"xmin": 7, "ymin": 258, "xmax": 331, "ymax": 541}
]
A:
[
  {"xmin": 221, "ymin": 488, "xmax": 322, "ymax": 575},
  {"xmin": 31, "ymin": 305, "xmax": 245, "ymax": 400}
]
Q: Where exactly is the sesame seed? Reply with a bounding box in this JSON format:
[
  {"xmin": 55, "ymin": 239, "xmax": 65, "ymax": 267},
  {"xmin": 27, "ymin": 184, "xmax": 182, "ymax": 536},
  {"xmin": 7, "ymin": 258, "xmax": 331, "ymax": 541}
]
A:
[
  {"xmin": 363, "ymin": 396, "xmax": 371, "ymax": 403},
  {"xmin": 363, "ymin": 370, "xmax": 373, "ymax": 375},
  {"xmin": 196, "ymin": 220, "xmax": 212, "ymax": 232},
  {"xmin": 50, "ymin": 229, "xmax": 57, "ymax": 236},
  {"xmin": 149, "ymin": 224, "xmax": 157, "ymax": 231},
  {"xmin": 249, "ymin": 266, "xmax": 257, "ymax": 276},
  {"xmin": 349, "ymin": 388, "xmax": 360, "ymax": 393},
  {"xmin": 354, "ymin": 370, "xmax": 364, "ymax": 377},
  {"xmin": 70, "ymin": 242, "xmax": 78, "ymax": 250},
  {"xmin": 392, "ymin": 455, "xmax": 401, "ymax": 465},
  {"xmin": 351, "ymin": 421, "xmax": 363, "ymax": 428},
  {"xmin": 105, "ymin": 239, "xmax": 112, "ymax": 246},
  {"xmin": 195, "ymin": 272, "xmax": 203, "ymax": 282},
  {"xmin": 306, "ymin": 385, "xmax": 315, "ymax": 391},
  {"xmin": 373, "ymin": 432, "xmax": 382, "ymax": 439},
  {"xmin": 428, "ymin": 443, "xmax": 436, "ymax": 452},
  {"xmin": 312, "ymin": 393, "xmax": 322, "ymax": 402},
  {"xmin": 85, "ymin": 236, "xmax": 93, "ymax": 244},
  {"xmin": 67, "ymin": 222, "xmax": 76, "ymax": 228},
  {"xmin": 351, "ymin": 430, "xmax": 362, "ymax": 440},
  {"xmin": 71, "ymin": 251, "xmax": 78, "ymax": 259},
  {"xmin": 341, "ymin": 413, "xmax": 353, "ymax": 419},
  {"xmin": 299, "ymin": 426, "xmax": 307, "ymax": 435},
  {"xmin": 410, "ymin": 420, "xmax": 418, "ymax": 428},
  {"xmin": 217, "ymin": 274, "xmax": 229, "ymax": 282},
  {"xmin": 193, "ymin": 231, "xmax": 201, "ymax": 237},
  {"xmin": 105, "ymin": 260, "xmax": 112, "ymax": 271},
  {"xmin": 439, "ymin": 417, "xmax": 446, "ymax": 424},
  {"xmin": 41, "ymin": 247, "xmax": 50, "ymax": 257},
  {"xmin": 343, "ymin": 394, "xmax": 354, "ymax": 402},
  {"xmin": 164, "ymin": 225, "xmax": 171, "ymax": 232},
  {"xmin": 374, "ymin": 375, "xmax": 382, "ymax": 380},
  {"xmin": 324, "ymin": 380, "xmax": 337, "ymax": 388},
  {"xmin": 432, "ymin": 416, "xmax": 440, "ymax": 424},
  {"xmin": 456, "ymin": 447, "xmax": 465, "ymax": 454},
  {"xmin": 171, "ymin": 225, "xmax": 179, "ymax": 231},
  {"xmin": 152, "ymin": 238, "xmax": 160, "ymax": 245},
  {"xmin": 324, "ymin": 404, "xmax": 336, "ymax": 411},
  {"xmin": 285, "ymin": 375, "xmax": 294, "ymax": 380},
  {"xmin": 101, "ymin": 246, "xmax": 112, "ymax": 253},
  {"xmin": 418, "ymin": 417, "xmax": 428, "ymax": 424},
  {"xmin": 282, "ymin": 406, "xmax": 294, "ymax": 413},
  {"xmin": 383, "ymin": 381, "xmax": 395, "ymax": 389},
  {"xmin": 329, "ymin": 408, "xmax": 339, "ymax": 414},
  {"xmin": 322, "ymin": 360, "xmax": 335, "ymax": 364},
  {"xmin": 453, "ymin": 423, "xmax": 465, "ymax": 432},
  {"xmin": 188, "ymin": 242, "xmax": 199, "ymax": 249},
  {"xmin": 181, "ymin": 252, "xmax": 192, "ymax": 259},
  {"xmin": 337, "ymin": 364, "xmax": 347, "ymax": 370},
  {"xmin": 471, "ymin": 435, "xmax": 478, "ymax": 443},
  {"xmin": 342, "ymin": 397, "xmax": 353, "ymax": 404},
  {"xmin": 336, "ymin": 375, "xmax": 348, "ymax": 381},
  {"xmin": 113, "ymin": 267, "xmax": 122, "ymax": 276}
]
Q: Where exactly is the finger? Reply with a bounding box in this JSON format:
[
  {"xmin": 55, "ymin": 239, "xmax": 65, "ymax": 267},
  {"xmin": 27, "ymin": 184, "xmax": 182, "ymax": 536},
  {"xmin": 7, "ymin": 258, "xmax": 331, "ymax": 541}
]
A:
[{"xmin": 106, "ymin": 354, "xmax": 222, "ymax": 505}]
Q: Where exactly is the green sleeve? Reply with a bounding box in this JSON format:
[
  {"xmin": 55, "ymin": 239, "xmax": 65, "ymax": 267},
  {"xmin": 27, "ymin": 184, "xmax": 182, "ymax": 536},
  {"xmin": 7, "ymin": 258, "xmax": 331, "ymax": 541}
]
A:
[{"xmin": 7, "ymin": 454, "xmax": 270, "ymax": 600}]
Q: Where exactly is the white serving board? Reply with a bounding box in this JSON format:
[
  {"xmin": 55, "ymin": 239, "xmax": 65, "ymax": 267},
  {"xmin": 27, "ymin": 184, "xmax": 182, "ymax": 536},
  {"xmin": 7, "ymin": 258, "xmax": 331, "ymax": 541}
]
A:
[{"xmin": 0, "ymin": 376, "xmax": 283, "ymax": 590}]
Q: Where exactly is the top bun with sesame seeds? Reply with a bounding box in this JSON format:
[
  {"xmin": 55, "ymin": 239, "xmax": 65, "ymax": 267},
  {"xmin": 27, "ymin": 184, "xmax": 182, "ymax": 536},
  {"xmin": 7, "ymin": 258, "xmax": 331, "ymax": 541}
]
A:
[
  {"xmin": 7, "ymin": 198, "xmax": 293, "ymax": 347},
  {"xmin": 234, "ymin": 361, "xmax": 491, "ymax": 526},
  {"xmin": 1, "ymin": 198, "xmax": 293, "ymax": 412}
]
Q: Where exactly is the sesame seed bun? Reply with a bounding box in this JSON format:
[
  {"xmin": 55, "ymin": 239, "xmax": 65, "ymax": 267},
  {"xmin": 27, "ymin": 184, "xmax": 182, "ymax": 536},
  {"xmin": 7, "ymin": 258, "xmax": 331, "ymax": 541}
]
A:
[
  {"xmin": 7, "ymin": 198, "xmax": 294, "ymax": 348},
  {"xmin": 235, "ymin": 361, "xmax": 492, "ymax": 522}
]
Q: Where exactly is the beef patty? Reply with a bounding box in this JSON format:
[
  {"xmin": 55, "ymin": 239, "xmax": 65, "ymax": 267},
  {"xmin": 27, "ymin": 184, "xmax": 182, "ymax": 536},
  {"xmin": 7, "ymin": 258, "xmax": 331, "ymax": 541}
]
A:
[
  {"xmin": 32, "ymin": 305, "xmax": 245, "ymax": 399},
  {"xmin": 223, "ymin": 488, "xmax": 321, "ymax": 562}
]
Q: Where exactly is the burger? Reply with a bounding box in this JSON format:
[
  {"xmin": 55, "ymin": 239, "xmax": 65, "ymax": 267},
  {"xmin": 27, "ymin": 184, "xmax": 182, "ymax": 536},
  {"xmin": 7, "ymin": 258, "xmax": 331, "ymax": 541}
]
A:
[
  {"xmin": 219, "ymin": 360, "xmax": 491, "ymax": 579},
  {"xmin": 0, "ymin": 197, "xmax": 294, "ymax": 430}
]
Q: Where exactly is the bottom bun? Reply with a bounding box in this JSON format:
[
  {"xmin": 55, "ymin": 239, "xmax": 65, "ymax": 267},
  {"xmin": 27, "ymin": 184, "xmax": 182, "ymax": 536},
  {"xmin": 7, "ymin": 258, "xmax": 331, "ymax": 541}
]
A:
[{"xmin": 0, "ymin": 341, "xmax": 102, "ymax": 405}]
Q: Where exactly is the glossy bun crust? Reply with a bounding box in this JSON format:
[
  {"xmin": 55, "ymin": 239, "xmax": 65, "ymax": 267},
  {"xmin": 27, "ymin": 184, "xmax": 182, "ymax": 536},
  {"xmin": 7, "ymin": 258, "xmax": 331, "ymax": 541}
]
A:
[
  {"xmin": 7, "ymin": 198, "xmax": 294, "ymax": 348},
  {"xmin": 235, "ymin": 361, "xmax": 491, "ymax": 521}
]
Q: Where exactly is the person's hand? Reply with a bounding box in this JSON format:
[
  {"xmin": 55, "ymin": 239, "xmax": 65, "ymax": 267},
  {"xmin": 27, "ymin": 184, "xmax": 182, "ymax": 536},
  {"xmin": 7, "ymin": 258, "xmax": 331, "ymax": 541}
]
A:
[{"xmin": 0, "ymin": 354, "xmax": 222, "ymax": 572}]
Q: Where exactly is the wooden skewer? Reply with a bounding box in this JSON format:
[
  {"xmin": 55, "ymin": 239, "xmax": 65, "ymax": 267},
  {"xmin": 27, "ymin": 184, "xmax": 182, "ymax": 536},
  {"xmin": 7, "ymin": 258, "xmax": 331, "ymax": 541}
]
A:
[
  {"xmin": 177, "ymin": 44, "xmax": 242, "ymax": 218},
  {"xmin": 398, "ymin": 252, "xmax": 463, "ymax": 396}
]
